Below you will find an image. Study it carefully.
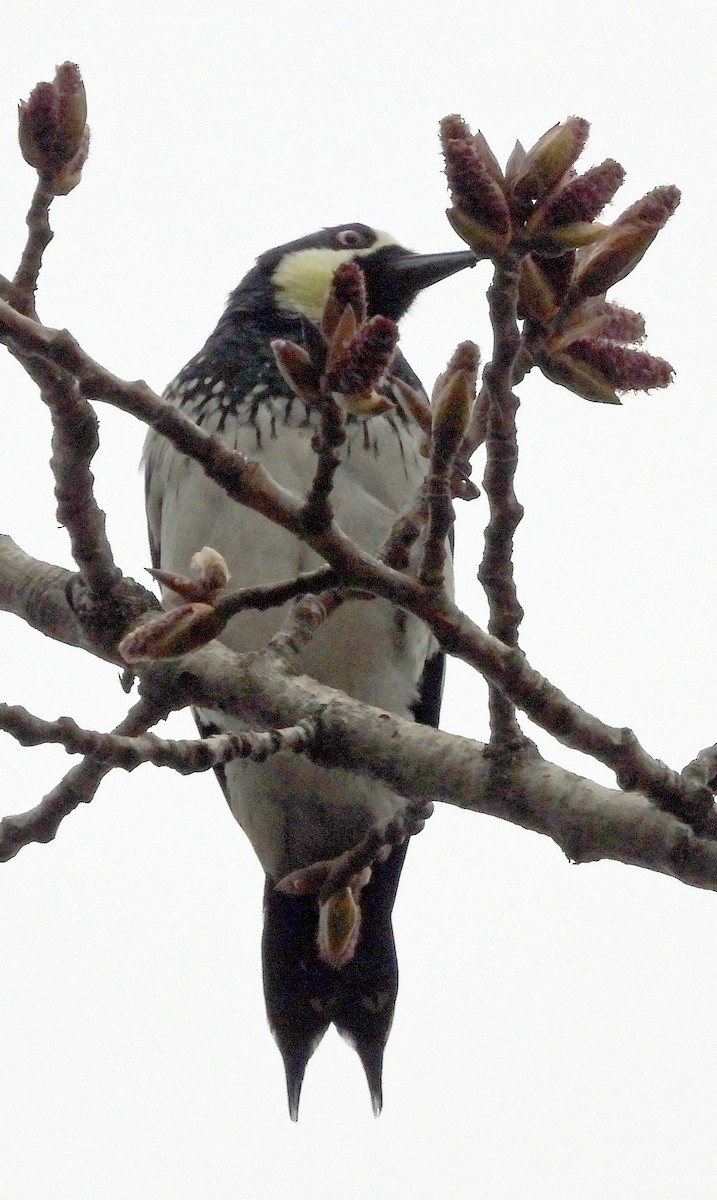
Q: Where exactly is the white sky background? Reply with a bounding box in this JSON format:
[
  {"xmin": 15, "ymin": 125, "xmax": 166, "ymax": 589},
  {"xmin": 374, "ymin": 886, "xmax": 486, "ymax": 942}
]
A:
[{"xmin": 1, "ymin": 2, "xmax": 715, "ymax": 1197}]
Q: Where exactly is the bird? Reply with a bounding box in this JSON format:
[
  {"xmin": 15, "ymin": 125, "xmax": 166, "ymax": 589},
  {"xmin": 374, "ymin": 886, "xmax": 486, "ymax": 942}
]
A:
[{"xmin": 143, "ymin": 223, "xmax": 475, "ymax": 1118}]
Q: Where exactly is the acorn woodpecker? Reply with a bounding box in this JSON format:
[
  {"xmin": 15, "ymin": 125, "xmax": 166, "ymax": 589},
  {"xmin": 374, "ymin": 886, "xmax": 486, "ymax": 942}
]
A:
[{"xmin": 144, "ymin": 223, "xmax": 475, "ymax": 1118}]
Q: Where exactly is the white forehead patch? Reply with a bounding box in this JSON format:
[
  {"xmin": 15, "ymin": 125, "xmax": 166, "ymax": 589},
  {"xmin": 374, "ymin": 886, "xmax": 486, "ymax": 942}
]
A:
[{"xmin": 271, "ymin": 230, "xmax": 398, "ymax": 321}]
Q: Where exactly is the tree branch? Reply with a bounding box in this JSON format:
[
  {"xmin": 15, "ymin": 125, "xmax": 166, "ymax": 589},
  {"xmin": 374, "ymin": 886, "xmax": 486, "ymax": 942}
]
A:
[
  {"xmin": 0, "ymin": 701, "xmax": 315, "ymax": 776},
  {"xmin": 12, "ymin": 176, "xmax": 55, "ymax": 317},
  {"xmin": 140, "ymin": 639, "xmax": 717, "ymax": 895},
  {"xmin": 2, "ymin": 524, "xmax": 716, "ymax": 885},
  {"xmin": 479, "ymin": 253, "xmax": 526, "ymax": 747},
  {"xmin": 41, "ymin": 366, "xmax": 125, "ymax": 602},
  {"xmin": 2, "ymin": 530, "xmax": 713, "ymax": 834}
]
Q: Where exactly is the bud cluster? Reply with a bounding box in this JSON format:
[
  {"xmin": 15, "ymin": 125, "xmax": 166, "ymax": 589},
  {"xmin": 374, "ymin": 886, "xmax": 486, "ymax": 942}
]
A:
[
  {"xmin": 272, "ymin": 261, "xmax": 399, "ymax": 417},
  {"xmin": 119, "ymin": 547, "xmax": 231, "ymax": 662},
  {"xmin": 18, "ymin": 63, "xmax": 89, "ymax": 195},
  {"xmin": 441, "ymin": 114, "xmax": 680, "ymax": 403}
]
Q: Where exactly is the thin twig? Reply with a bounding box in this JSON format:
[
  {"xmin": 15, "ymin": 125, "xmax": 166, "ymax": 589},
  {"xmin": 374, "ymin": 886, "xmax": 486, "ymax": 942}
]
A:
[
  {"xmin": 0, "ymin": 700, "xmax": 315, "ymax": 775},
  {"xmin": 380, "ymin": 499, "xmax": 426, "ymax": 572},
  {"xmin": 459, "ymin": 353, "xmax": 532, "ymax": 463},
  {"xmin": 0, "ymin": 698, "xmax": 161, "ymax": 861},
  {"xmin": 6, "ymin": 170, "xmax": 123, "ymax": 610},
  {"xmin": 276, "ymin": 798, "xmax": 432, "ymax": 901},
  {"xmin": 41, "ymin": 368, "xmax": 124, "ymax": 601},
  {"xmin": 12, "ymin": 177, "xmax": 55, "ymax": 317},
  {"xmin": 300, "ymin": 395, "xmax": 346, "ymax": 534},
  {"xmin": 194, "ymin": 566, "xmax": 339, "ymax": 619},
  {"xmin": 478, "ymin": 254, "xmax": 526, "ymax": 747},
  {"xmin": 267, "ymin": 591, "xmax": 345, "ymax": 660}
]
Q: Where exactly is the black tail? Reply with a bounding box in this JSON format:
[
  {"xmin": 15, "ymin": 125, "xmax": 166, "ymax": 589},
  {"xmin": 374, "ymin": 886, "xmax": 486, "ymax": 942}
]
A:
[
  {"xmin": 262, "ymin": 647, "xmax": 445, "ymax": 1118},
  {"xmin": 262, "ymin": 840, "xmax": 408, "ymax": 1119}
]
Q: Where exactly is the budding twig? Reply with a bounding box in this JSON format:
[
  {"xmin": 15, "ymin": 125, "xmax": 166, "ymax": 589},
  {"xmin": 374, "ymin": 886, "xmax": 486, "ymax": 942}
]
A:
[
  {"xmin": 276, "ymin": 798, "xmax": 433, "ymax": 903},
  {"xmin": 12, "ymin": 178, "xmax": 55, "ymax": 317},
  {"xmin": 42, "ymin": 368, "xmax": 125, "ymax": 605},
  {"xmin": 0, "ymin": 698, "xmax": 163, "ymax": 861},
  {"xmin": 478, "ymin": 255, "xmax": 526, "ymax": 748},
  {"xmin": 0, "ymin": 700, "xmax": 316, "ymax": 783},
  {"xmin": 301, "ymin": 394, "xmax": 346, "ymax": 534},
  {"xmin": 267, "ymin": 591, "xmax": 345, "ymax": 660},
  {"xmin": 420, "ymin": 343, "xmax": 478, "ymax": 588}
]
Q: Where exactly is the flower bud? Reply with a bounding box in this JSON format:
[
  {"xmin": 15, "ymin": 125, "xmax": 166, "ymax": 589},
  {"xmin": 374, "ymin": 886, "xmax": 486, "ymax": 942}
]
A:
[
  {"xmin": 321, "ymin": 261, "xmax": 367, "ymax": 338},
  {"xmin": 189, "ymin": 546, "xmax": 230, "ymax": 592},
  {"xmin": 324, "ymin": 302, "xmax": 359, "ymax": 374},
  {"xmin": 512, "ymin": 117, "xmax": 590, "ymax": 203},
  {"xmin": 150, "ymin": 546, "xmax": 230, "ymax": 601},
  {"xmin": 432, "ymin": 341, "xmax": 480, "ymax": 408},
  {"xmin": 443, "ymin": 139, "xmax": 511, "ymax": 258},
  {"xmin": 50, "ymin": 127, "xmax": 90, "ymax": 195},
  {"xmin": 439, "ymin": 113, "xmax": 474, "ymax": 146},
  {"xmin": 529, "ymin": 220, "xmax": 608, "ymax": 255},
  {"xmin": 519, "ymin": 252, "xmax": 576, "ymax": 326},
  {"xmin": 333, "ymin": 390, "xmax": 391, "ymax": 417},
  {"xmin": 537, "ymin": 337, "xmax": 673, "ymax": 403},
  {"xmin": 440, "ymin": 115, "xmax": 506, "ymax": 186},
  {"xmin": 566, "ymin": 340, "xmax": 673, "ymax": 391},
  {"xmin": 271, "ymin": 339, "xmax": 321, "ymax": 402},
  {"xmin": 390, "ymin": 376, "xmax": 433, "ymax": 440},
  {"xmin": 18, "ymin": 63, "xmax": 89, "ymax": 189},
  {"xmin": 547, "ymin": 298, "xmax": 646, "ymax": 353},
  {"xmin": 118, "ymin": 603, "xmax": 226, "ymax": 662},
  {"xmin": 317, "ymin": 887, "xmax": 362, "ymax": 968},
  {"xmin": 446, "ymin": 206, "xmax": 509, "ymax": 260},
  {"xmin": 598, "ymin": 303, "xmax": 646, "ymax": 344},
  {"xmin": 470, "ymin": 128, "xmax": 505, "ymax": 186},
  {"xmin": 528, "ymin": 159, "xmax": 625, "ymax": 236},
  {"xmin": 536, "ymin": 346, "xmax": 621, "ymax": 404},
  {"xmin": 324, "ymin": 314, "xmax": 397, "ymax": 396},
  {"xmin": 431, "ymin": 362, "xmax": 474, "ymax": 466},
  {"xmin": 504, "ymin": 140, "xmax": 526, "ymax": 187},
  {"xmin": 519, "ymin": 255, "xmax": 563, "ymax": 323},
  {"xmin": 573, "ymin": 185, "xmax": 681, "ymax": 299}
]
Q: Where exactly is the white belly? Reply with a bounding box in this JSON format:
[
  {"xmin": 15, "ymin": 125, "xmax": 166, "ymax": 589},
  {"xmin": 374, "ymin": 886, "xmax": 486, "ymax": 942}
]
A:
[{"xmin": 146, "ymin": 402, "xmax": 437, "ymax": 877}]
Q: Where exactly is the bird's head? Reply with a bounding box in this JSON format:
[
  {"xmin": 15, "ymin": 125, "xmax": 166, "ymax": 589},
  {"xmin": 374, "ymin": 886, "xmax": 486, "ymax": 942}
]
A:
[{"xmin": 227, "ymin": 223, "xmax": 475, "ymax": 324}]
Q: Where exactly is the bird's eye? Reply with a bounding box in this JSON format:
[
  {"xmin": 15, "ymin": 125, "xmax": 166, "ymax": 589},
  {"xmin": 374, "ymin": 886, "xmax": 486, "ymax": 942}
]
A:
[{"xmin": 337, "ymin": 228, "xmax": 365, "ymax": 249}]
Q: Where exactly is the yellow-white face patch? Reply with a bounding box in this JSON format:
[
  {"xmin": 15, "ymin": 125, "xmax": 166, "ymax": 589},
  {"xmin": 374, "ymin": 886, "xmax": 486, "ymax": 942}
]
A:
[{"xmin": 271, "ymin": 230, "xmax": 398, "ymax": 321}]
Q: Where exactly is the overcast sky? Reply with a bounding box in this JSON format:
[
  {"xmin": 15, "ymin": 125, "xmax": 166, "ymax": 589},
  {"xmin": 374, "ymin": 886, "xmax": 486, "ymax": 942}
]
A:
[{"xmin": 2, "ymin": 3, "xmax": 715, "ymax": 1198}]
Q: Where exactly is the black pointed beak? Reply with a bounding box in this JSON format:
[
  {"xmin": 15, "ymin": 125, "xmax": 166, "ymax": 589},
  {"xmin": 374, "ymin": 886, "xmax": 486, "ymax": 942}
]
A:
[
  {"xmin": 391, "ymin": 248, "xmax": 477, "ymax": 292},
  {"xmin": 362, "ymin": 245, "xmax": 476, "ymax": 319}
]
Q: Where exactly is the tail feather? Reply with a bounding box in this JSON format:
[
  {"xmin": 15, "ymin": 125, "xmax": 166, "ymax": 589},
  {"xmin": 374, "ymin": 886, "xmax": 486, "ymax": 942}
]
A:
[{"xmin": 262, "ymin": 841, "xmax": 407, "ymax": 1118}]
